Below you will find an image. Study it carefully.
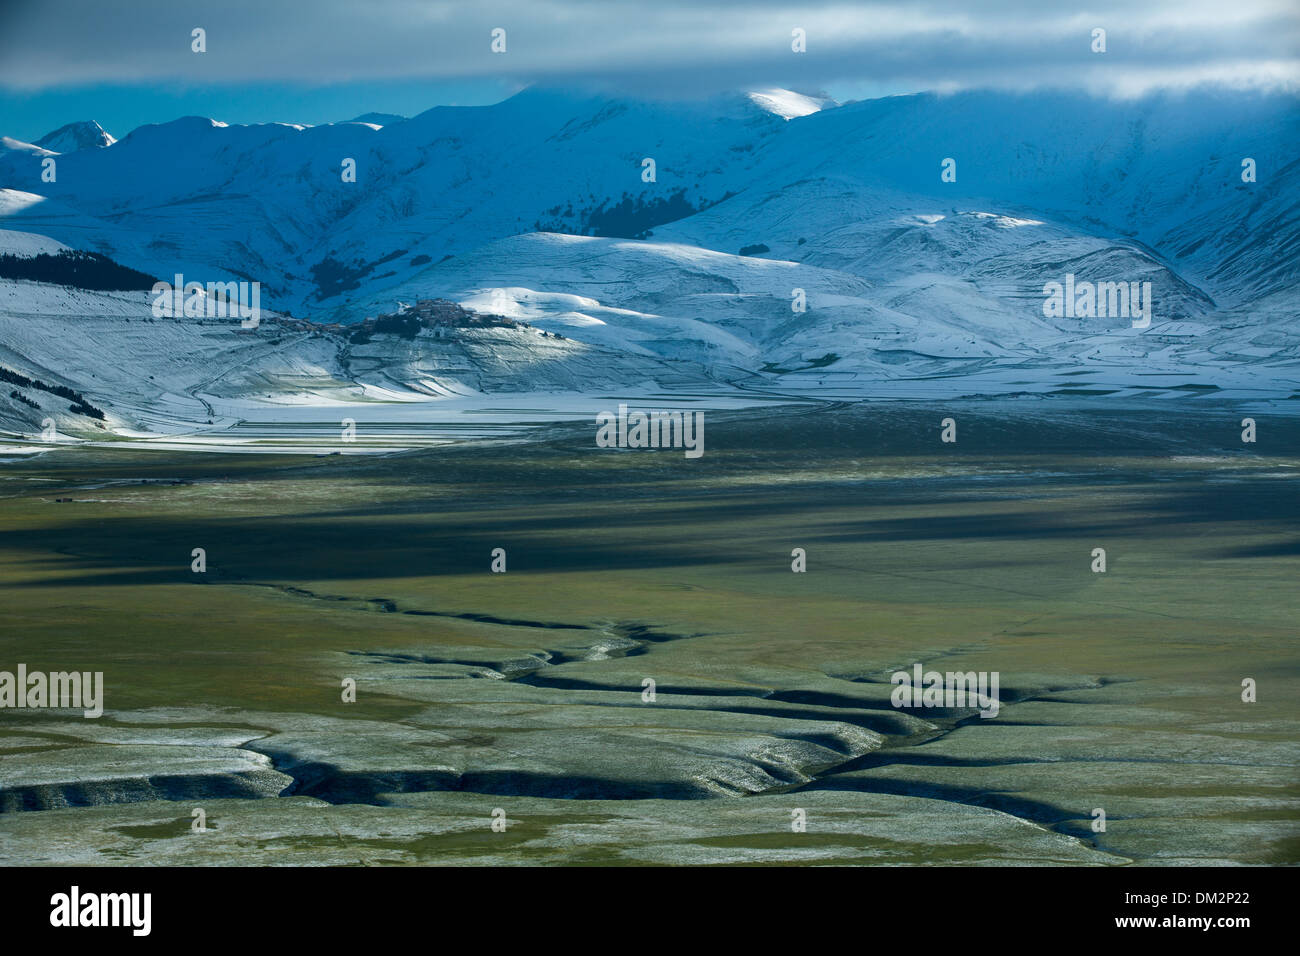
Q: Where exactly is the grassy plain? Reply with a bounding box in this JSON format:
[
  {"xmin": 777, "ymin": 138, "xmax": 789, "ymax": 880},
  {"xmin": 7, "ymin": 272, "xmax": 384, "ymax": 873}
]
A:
[{"xmin": 1, "ymin": 400, "xmax": 1297, "ymax": 864}]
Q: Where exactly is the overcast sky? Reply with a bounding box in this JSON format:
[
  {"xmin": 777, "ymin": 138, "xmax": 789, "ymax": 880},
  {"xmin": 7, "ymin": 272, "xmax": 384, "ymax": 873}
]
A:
[{"xmin": 1, "ymin": 0, "xmax": 1296, "ymax": 141}]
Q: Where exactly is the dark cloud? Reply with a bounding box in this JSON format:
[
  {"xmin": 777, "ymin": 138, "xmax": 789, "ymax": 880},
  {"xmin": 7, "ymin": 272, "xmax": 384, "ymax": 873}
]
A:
[{"xmin": 0, "ymin": 0, "xmax": 1295, "ymax": 96}]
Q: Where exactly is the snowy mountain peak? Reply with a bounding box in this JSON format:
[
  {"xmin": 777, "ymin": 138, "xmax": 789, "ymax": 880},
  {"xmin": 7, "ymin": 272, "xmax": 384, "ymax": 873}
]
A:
[
  {"xmin": 33, "ymin": 120, "xmax": 115, "ymax": 152},
  {"xmin": 745, "ymin": 89, "xmax": 836, "ymax": 120}
]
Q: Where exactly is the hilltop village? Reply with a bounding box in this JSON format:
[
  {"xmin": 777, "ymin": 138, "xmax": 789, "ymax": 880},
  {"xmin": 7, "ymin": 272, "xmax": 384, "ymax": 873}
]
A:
[{"xmin": 270, "ymin": 297, "xmax": 565, "ymax": 343}]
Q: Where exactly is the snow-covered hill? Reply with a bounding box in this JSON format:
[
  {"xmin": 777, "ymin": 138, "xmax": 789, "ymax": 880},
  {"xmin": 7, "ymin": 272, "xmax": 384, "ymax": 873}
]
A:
[
  {"xmin": 0, "ymin": 231, "xmax": 739, "ymax": 440},
  {"xmin": 0, "ymin": 228, "xmax": 69, "ymax": 258}
]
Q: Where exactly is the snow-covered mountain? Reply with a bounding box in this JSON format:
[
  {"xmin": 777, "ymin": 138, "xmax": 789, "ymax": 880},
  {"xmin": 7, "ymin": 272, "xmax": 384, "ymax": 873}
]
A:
[
  {"xmin": 0, "ymin": 85, "xmax": 1297, "ymax": 436},
  {"xmin": 32, "ymin": 120, "xmax": 116, "ymax": 152}
]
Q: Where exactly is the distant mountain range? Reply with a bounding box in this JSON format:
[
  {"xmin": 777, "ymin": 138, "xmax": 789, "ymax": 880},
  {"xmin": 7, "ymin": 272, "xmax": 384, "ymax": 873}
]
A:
[{"xmin": 0, "ymin": 86, "xmax": 1297, "ymax": 437}]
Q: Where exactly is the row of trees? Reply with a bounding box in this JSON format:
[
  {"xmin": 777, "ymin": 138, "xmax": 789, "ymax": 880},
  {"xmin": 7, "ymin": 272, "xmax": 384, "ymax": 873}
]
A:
[
  {"xmin": 1, "ymin": 364, "xmax": 106, "ymax": 419},
  {"xmin": 0, "ymin": 250, "xmax": 157, "ymax": 292}
]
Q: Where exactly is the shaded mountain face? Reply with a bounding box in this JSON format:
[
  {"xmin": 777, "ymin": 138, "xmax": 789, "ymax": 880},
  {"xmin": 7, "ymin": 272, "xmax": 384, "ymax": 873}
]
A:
[
  {"xmin": 0, "ymin": 87, "xmax": 1297, "ymax": 394},
  {"xmin": 32, "ymin": 120, "xmax": 116, "ymax": 152}
]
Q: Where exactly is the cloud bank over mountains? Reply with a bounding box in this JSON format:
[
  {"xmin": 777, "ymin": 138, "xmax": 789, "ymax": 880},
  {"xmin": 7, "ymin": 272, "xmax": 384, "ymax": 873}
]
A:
[{"xmin": 1, "ymin": 0, "xmax": 1296, "ymax": 98}]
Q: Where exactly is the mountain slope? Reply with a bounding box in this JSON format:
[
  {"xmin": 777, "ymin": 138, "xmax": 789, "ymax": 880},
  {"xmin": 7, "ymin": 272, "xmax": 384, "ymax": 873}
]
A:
[{"xmin": 0, "ymin": 230, "xmax": 742, "ymax": 439}]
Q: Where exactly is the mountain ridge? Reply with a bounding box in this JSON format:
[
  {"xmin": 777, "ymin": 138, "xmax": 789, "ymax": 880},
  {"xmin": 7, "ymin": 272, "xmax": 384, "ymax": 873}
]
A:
[{"xmin": 0, "ymin": 85, "xmax": 1296, "ymax": 437}]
